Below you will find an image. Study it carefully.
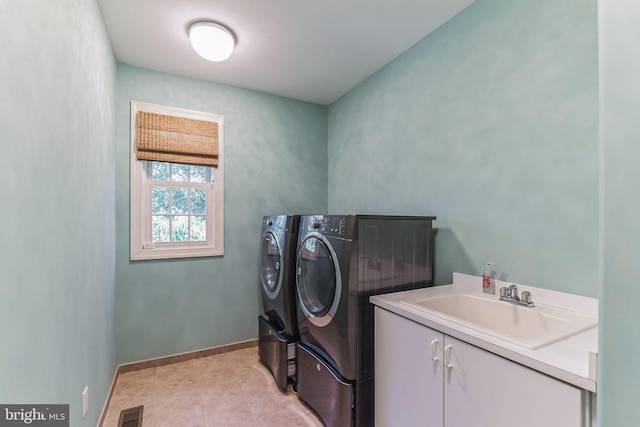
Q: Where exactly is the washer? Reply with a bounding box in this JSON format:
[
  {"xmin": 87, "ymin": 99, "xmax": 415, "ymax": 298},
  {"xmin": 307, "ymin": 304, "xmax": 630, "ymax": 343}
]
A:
[
  {"xmin": 295, "ymin": 214, "xmax": 435, "ymax": 427},
  {"xmin": 258, "ymin": 214, "xmax": 300, "ymax": 390}
]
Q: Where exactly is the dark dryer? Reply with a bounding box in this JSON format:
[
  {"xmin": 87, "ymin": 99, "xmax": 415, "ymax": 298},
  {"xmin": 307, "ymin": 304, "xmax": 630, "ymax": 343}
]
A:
[
  {"xmin": 258, "ymin": 215, "xmax": 300, "ymax": 390},
  {"xmin": 295, "ymin": 215, "xmax": 435, "ymax": 427}
]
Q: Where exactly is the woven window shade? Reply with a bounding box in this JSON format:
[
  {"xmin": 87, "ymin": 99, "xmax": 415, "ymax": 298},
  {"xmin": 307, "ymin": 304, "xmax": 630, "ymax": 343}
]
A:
[{"xmin": 136, "ymin": 111, "xmax": 219, "ymax": 167}]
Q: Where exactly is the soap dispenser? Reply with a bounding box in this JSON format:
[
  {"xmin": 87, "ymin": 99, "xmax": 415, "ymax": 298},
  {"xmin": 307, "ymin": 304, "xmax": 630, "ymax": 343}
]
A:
[{"xmin": 482, "ymin": 262, "xmax": 495, "ymax": 294}]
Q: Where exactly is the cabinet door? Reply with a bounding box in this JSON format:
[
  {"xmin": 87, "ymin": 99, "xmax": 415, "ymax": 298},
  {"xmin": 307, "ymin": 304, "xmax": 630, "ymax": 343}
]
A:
[
  {"xmin": 375, "ymin": 308, "xmax": 444, "ymax": 427},
  {"xmin": 443, "ymin": 336, "xmax": 583, "ymax": 427}
]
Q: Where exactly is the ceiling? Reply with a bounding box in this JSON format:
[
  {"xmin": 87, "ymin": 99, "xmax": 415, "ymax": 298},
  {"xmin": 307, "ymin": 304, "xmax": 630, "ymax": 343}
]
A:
[{"xmin": 97, "ymin": 0, "xmax": 474, "ymax": 106}]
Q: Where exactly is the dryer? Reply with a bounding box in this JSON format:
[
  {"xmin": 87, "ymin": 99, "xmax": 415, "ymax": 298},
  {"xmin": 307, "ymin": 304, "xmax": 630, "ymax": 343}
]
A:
[
  {"xmin": 258, "ymin": 214, "xmax": 300, "ymax": 390},
  {"xmin": 295, "ymin": 214, "xmax": 435, "ymax": 427}
]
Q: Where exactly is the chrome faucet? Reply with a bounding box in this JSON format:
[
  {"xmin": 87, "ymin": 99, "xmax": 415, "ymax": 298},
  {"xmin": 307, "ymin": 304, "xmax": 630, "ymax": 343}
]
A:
[{"xmin": 499, "ymin": 284, "xmax": 535, "ymax": 308}]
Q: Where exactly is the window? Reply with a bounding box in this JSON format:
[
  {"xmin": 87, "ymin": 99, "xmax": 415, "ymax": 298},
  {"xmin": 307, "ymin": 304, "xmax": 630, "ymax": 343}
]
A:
[
  {"xmin": 130, "ymin": 101, "xmax": 224, "ymax": 260},
  {"xmin": 149, "ymin": 162, "xmax": 210, "ymax": 243}
]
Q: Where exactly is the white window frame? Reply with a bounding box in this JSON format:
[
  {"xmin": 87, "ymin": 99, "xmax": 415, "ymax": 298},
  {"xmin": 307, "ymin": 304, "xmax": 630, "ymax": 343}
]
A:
[{"xmin": 130, "ymin": 101, "xmax": 224, "ymax": 260}]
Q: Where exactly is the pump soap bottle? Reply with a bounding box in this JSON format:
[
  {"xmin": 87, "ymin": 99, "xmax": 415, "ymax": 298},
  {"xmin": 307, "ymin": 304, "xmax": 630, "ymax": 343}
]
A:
[{"xmin": 482, "ymin": 262, "xmax": 495, "ymax": 294}]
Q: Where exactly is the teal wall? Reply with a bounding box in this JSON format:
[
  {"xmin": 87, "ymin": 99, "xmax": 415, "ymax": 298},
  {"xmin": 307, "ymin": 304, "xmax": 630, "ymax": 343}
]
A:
[
  {"xmin": 598, "ymin": 0, "xmax": 640, "ymax": 424},
  {"xmin": 115, "ymin": 64, "xmax": 328, "ymax": 363},
  {"xmin": 0, "ymin": 1, "xmax": 116, "ymax": 426},
  {"xmin": 328, "ymin": 0, "xmax": 599, "ymax": 296}
]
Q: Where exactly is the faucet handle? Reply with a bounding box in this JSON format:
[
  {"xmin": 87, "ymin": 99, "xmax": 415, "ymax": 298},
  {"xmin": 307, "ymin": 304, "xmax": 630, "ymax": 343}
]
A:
[{"xmin": 521, "ymin": 291, "xmax": 532, "ymax": 304}]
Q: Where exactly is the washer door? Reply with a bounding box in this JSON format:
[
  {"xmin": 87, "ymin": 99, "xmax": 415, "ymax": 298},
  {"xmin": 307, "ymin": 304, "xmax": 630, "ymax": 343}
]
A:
[
  {"xmin": 261, "ymin": 231, "xmax": 283, "ymax": 300},
  {"xmin": 296, "ymin": 233, "xmax": 342, "ymax": 327}
]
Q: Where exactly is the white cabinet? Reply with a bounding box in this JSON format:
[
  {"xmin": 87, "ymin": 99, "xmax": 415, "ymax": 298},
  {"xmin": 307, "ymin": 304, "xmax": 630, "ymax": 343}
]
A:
[
  {"xmin": 375, "ymin": 308, "xmax": 585, "ymax": 427},
  {"xmin": 375, "ymin": 306, "xmax": 444, "ymax": 426},
  {"xmin": 443, "ymin": 334, "xmax": 583, "ymax": 426}
]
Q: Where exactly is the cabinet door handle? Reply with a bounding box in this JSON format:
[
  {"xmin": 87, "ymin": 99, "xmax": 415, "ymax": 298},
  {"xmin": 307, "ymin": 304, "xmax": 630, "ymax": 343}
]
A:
[
  {"xmin": 430, "ymin": 339, "xmax": 439, "ymax": 361},
  {"xmin": 444, "ymin": 345, "xmax": 453, "ymax": 369}
]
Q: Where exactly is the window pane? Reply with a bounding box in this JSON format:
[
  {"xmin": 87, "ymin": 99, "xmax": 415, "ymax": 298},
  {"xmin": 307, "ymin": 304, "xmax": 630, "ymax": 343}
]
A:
[
  {"xmin": 152, "ymin": 187, "xmax": 170, "ymax": 214},
  {"xmin": 190, "ymin": 166, "xmax": 206, "ymax": 183},
  {"xmin": 152, "ymin": 162, "xmax": 170, "ymax": 181},
  {"xmin": 149, "ymin": 164, "xmax": 213, "ymax": 245},
  {"xmin": 171, "ymin": 164, "xmax": 189, "ymax": 182},
  {"xmin": 191, "ymin": 216, "xmax": 206, "ymax": 241},
  {"xmin": 191, "ymin": 189, "xmax": 206, "ymax": 214},
  {"xmin": 171, "ymin": 188, "xmax": 188, "ymax": 214},
  {"xmin": 152, "ymin": 215, "xmax": 170, "ymax": 242},
  {"xmin": 172, "ymin": 216, "xmax": 189, "ymax": 242}
]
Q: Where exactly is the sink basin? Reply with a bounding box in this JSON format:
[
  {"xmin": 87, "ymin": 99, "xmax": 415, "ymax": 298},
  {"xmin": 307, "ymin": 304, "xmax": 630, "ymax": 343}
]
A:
[{"xmin": 401, "ymin": 294, "xmax": 597, "ymax": 349}]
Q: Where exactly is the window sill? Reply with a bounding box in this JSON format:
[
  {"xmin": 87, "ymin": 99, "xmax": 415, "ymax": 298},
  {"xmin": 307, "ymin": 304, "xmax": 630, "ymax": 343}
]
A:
[{"xmin": 131, "ymin": 245, "xmax": 223, "ymax": 261}]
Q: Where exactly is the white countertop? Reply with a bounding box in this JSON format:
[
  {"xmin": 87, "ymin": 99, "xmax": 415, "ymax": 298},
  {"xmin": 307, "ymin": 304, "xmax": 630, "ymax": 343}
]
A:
[{"xmin": 370, "ymin": 273, "xmax": 598, "ymax": 393}]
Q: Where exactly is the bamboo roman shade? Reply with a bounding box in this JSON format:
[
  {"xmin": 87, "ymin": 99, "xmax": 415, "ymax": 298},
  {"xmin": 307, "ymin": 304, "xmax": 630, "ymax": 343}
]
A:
[{"xmin": 136, "ymin": 111, "xmax": 219, "ymax": 167}]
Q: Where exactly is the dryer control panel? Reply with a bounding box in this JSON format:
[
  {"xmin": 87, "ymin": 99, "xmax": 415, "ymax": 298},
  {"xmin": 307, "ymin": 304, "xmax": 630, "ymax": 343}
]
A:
[
  {"xmin": 326, "ymin": 216, "xmax": 348, "ymax": 236},
  {"xmin": 300, "ymin": 215, "xmax": 356, "ymax": 238},
  {"xmin": 320, "ymin": 215, "xmax": 355, "ymax": 238}
]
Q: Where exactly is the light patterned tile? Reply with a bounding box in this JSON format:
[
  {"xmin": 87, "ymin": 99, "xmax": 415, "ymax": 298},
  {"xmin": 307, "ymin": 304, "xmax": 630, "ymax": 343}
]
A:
[
  {"xmin": 159, "ymin": 415, "xmax": 206, "ymax": 427},
  {"xmin": 238, "ymin": 367, "xmax": 279, "ymax": 396},
  {"xmin": 233, "ymin": 363, "xmax": 273, "ymax": 386},
  {"xmin": 229, "ymin": 348, "xmax": 260, "ymax": 365},
  {"xmin": 107, "ymin": 385, "xmax": 158, "ymax": 413},
  {"xmin": 102, "ymin": 346, "xmax": 326, "ymax": 427},
  {"xmin": 241, "ymin": 378, "xmax": 293, "ymax": 407},
  {"xmin": 262, "ymin": 411, "xmax": 324, "ymax": 427},
  {"xmin": 196, "ymin": 367, "xmax": 238, "ymax": 389},
  {"xmin": 200, "ymin": 382, "xmax": 247, "ymax": 417},
  {"xmin": 194, "ymin": 355, "xmax": 239, "ymax": 387},
  {"xmin": 145, "ymin": 393, "xmax": 203, "ymax": 425},
  {"xmin": 156, "ymin": 360, "xmax": 196, "ymax": 381},
  {"xmin": 246, "ymin": 392, "xmax": 310, "ymax": 427},
  {"xmin": 204, "ymin": 403, "xmax": 257, "ymax": 427},
  {"xmin": 154, "ymin": 376, "xmax": 201, "ymax": 401}
]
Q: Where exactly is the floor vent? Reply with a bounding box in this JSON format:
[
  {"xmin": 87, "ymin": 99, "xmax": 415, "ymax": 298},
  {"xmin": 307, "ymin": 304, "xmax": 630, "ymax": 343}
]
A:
[{"xmin": 118, "ymin": 405, "xmax": 143, "ymax": 427}]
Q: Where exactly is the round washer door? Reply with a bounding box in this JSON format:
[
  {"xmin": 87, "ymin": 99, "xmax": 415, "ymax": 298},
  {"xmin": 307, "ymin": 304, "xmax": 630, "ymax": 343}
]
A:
[
  {"xmin": 296, "ymin": 233, "xmax": 342, "ymax": 327},
  {"xmin": 261, "ymin": 231, "xmax": 283, "ymax": 300}
]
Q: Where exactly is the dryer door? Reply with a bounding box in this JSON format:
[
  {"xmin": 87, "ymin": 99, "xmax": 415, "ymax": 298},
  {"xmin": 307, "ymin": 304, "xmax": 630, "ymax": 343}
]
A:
[
  {"xmin": 296, "ymin": 233, "xmax": 342, "ymax": 328},
  {"xmin": 261, "ymin": 231, "xmax": 283, "ymax": 300}
]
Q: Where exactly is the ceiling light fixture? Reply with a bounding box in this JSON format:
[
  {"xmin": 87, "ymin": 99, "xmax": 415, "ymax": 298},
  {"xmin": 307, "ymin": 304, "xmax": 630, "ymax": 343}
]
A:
[{"xmin": 188, "ymin": 21, "xmax": 235, "ymax": 62}]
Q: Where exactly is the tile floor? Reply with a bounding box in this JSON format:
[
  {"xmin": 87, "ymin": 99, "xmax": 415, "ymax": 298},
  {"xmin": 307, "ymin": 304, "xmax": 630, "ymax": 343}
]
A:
[{"xmin": 101, "ymin": 347, "xmax": 323, "ymax": 427}]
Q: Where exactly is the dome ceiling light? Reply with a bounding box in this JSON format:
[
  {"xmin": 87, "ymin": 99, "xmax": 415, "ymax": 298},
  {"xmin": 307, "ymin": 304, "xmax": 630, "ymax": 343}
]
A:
[{"xmin": 188, "ymin": 21, "xmax": 235, "ymax": 62}]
